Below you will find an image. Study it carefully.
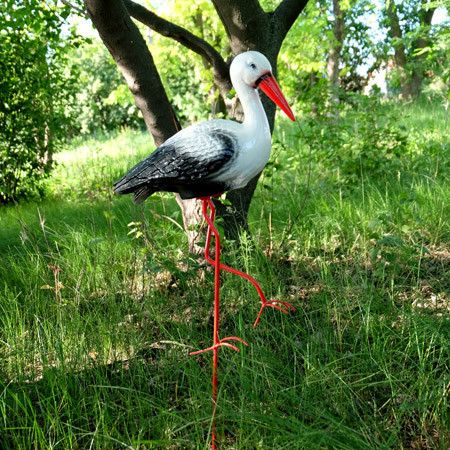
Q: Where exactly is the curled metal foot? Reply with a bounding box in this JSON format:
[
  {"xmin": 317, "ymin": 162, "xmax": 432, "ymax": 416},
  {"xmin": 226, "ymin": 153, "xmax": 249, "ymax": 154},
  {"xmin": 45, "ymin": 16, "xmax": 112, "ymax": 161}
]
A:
[
  {"xmin": 189, "ymin": 336, "xmax": 248, "ymax": 356},
  {"xmin": 254, "ymin": 300, "xmax": 295, "ymax": 327}
]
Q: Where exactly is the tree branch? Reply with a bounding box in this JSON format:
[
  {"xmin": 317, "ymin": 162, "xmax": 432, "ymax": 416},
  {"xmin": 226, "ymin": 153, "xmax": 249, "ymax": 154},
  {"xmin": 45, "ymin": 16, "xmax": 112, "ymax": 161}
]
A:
[
  {"xmin": 61, "ymin": 0, "xmax": 88, "ymax": 18},
  {"xmin": 123, "ymin": 0, "xmax": 230, "ymax": 90},
  {"xmin": 273, "ymin": 0, "xmax": 309, "ymax": 41},
  {"xmin": 212, "ymin": 0, "xmax": 265, "ymax": 29},
  {"xmin": 211, "ymin": 0, "xmax": 268, "ymax": 54}
]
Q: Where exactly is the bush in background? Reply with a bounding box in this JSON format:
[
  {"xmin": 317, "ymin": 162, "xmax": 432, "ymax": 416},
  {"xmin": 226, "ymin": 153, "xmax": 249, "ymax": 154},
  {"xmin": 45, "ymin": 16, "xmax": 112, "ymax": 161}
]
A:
[{"xmin": 0, "ymin": 1, "xmax": 80, "ymax": 204}]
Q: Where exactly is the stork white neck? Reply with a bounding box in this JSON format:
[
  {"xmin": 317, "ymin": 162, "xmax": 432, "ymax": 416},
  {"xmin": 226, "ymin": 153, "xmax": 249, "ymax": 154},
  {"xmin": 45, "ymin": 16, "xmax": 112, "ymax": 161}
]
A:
[
  {"xmin": 210, "ymin": 51, "xmax": 293, "ymax": 191},
  {"xmin": 235, "ymin": 81, "xmax": 271, "ymax": 135},
  {"xmin": 229, "ymin": 51, "xmax": 273, "ymax": 136}
]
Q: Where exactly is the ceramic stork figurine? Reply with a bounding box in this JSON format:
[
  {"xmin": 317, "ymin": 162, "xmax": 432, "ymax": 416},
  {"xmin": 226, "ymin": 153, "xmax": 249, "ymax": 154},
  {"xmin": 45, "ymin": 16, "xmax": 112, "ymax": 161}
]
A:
[{"xmin": 115, "ymin": 51, "xmax": 296, "ymax": 448}]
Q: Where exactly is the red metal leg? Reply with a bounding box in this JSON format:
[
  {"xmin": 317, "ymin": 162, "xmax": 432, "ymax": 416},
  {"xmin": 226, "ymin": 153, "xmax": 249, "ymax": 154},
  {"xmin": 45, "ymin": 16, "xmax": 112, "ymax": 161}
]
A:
[
  {"xmin": 201, "ymin": 197, "xmax": 295, "ymax": 327},
  {"xmin": 189, "ymin": 197, "xmax": 248, "ymax": 448},
  {"xmin": 189, "ymin": 196, "xmax": 294, "ymax": 447}
]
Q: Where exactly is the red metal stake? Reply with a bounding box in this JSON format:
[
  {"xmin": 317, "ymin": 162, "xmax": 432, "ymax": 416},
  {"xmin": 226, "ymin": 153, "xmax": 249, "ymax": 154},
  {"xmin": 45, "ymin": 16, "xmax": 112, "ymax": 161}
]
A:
[
  {"xmin": 190, "ymin": 197, "xmax": 248, "ymax": 448},
  {"xmin": 189, "ymin": 196, "xmax": 295, "ymax": 448}
]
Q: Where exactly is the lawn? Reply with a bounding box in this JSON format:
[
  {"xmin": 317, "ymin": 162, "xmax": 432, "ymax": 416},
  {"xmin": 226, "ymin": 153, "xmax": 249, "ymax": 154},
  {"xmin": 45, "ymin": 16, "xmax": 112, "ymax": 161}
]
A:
[{"xmin": 0, "ymin": 101, "xmax": 449, "ymax": 448}]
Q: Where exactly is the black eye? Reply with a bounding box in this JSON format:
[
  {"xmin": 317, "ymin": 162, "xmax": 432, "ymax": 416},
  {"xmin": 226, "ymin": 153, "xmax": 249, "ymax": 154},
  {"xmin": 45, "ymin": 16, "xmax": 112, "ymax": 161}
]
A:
[{"xmin": 249, "ymin": 62, "xmax": 256, "ymax": 69}]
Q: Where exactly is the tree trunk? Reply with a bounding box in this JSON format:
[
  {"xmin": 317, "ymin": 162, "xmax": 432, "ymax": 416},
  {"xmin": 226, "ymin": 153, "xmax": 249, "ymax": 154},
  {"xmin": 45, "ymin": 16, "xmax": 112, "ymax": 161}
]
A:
[
  {"xmin": 326, "ymin": 0, "xmax": 345, "ymax": 118},
  {"xmin": 385, "ymin": 0, "xmax": 436, "ymax": 100},
  {"xmin": 408, "ymin": 2, "xmax": 436, "ymax": 99},
  {"xmin": 385, "ymin": 0, "xmax": 411, "ymax": 99}
]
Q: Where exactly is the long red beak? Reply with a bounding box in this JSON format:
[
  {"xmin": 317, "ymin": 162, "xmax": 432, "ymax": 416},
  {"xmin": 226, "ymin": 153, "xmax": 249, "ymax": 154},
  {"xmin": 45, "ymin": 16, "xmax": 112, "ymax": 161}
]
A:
[{"xmin": 258, "ymin": 74, "xmax": 295, "ymax": 121}]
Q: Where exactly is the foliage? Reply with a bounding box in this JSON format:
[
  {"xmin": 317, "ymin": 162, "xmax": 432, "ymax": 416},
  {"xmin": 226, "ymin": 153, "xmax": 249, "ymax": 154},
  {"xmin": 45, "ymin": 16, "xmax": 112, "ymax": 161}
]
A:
[
  {"xmin": 278, "ymin": 0, "xmax": 450, "ymax": 107},
  {"xmin": 421, "ymin": 20, "xmax": 450, "ymax": 104},
  {"xmin": 296, "ymin": 94, "xmax": 409, "ymax": 186},
  {"xmin": 336, "ymin": 94, "xmax": 410, "ymax": 181},
  {"xmin": 151, "ymin": 47, "xmax": 211, "ymax": 125},
  {"xmin": 145, "ymin": 0, "xmax": 230, "ymax": 125},
  {"xmin": 278, "ymin": 0, "xmax": 376, "ymax": 103},
  {"xmin": 0, "ymin": 0, "xmax": 81, "ymax": 204},
  {"xmin": 278, "ymin": 1, "xmax": 330, "ymax": 102},
  {"xmin": 340, "ymin": 0, "xmax": 375, "ymax": 91},
  {"xmin": 66, "ymin": 41, "xmax": 145, "ymax": 135},
  {"xmin": 2, "ymin": 0, "xmax": 447, "ymax": 207},
  {"xmin": 379, "ymin": 0, "xmax": 448, "ymax": 98}
]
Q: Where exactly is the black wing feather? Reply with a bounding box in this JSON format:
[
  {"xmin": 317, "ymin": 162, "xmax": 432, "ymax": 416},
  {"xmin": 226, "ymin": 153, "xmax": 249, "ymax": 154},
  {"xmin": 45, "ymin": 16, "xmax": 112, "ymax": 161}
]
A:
[{"xmin": 114, "ymin": 126, "xmax": 237, "ymax": 203}]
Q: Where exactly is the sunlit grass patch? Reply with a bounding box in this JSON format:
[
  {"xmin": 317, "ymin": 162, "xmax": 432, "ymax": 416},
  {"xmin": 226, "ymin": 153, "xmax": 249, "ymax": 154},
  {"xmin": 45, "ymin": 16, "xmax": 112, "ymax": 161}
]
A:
[{"xmin": 47, "ymin": 128, "xmax": 154, "ymax": 201}]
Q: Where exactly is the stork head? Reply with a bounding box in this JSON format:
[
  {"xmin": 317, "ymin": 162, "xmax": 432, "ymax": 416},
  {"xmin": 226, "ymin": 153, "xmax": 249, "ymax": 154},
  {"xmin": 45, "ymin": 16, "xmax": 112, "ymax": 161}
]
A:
[{"xmin": 230, "ymin": 51, "xmax": 295, "ymax": 121}]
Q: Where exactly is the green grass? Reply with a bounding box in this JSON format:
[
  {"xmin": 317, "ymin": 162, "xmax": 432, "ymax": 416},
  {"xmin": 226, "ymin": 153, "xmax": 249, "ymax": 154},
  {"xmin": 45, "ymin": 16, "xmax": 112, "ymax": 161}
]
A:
[{"xmin": 0, "ymin": 102, "xmax": 449, "ymax": 448}]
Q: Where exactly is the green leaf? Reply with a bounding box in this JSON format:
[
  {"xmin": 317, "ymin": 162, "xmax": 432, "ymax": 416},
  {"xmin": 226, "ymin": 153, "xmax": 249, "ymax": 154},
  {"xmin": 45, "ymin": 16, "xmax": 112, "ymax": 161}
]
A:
[
  {"xmin": 413, "ymin": 46, "xmax": 431, "ymax": 56},
  {"xmin": 226, "ymin": 89, "xmax": 236, "ymax": 99},
  {"xmin": 368, "ymin": 218, "xmax": 382, "ymax": 229},
  {"xmin": 414, "ymin": 245, "xmax": 431, "ymax": 255},
  {"xmin": 89, "ymin": 237, "xmax": 105, "ymax": 246},
  {"xmin": 376, "ymin": 235, "xmax": 403, "ymax": 247}
]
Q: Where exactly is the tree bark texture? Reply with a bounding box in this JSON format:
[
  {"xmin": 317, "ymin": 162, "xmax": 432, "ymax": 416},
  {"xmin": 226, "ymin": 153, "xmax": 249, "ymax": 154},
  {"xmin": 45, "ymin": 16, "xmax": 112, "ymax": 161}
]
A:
[
  {"xmin": 385, "ymin": 0, "xmax": 412, "ymax": 99},
  {"xmin": 326, "ymin": 0, "xmax": 345, "ymax": 117},
  {"xmin": 83, "ymin": 0, "xmax": 309, "ymax": 250},
  {"xmin": 409, "ymin": 2, "xmax": 436, "ymax": 98},
  {"xmin": 385, "ymin": 0, "xmax": 436, "ymax": 100}
]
